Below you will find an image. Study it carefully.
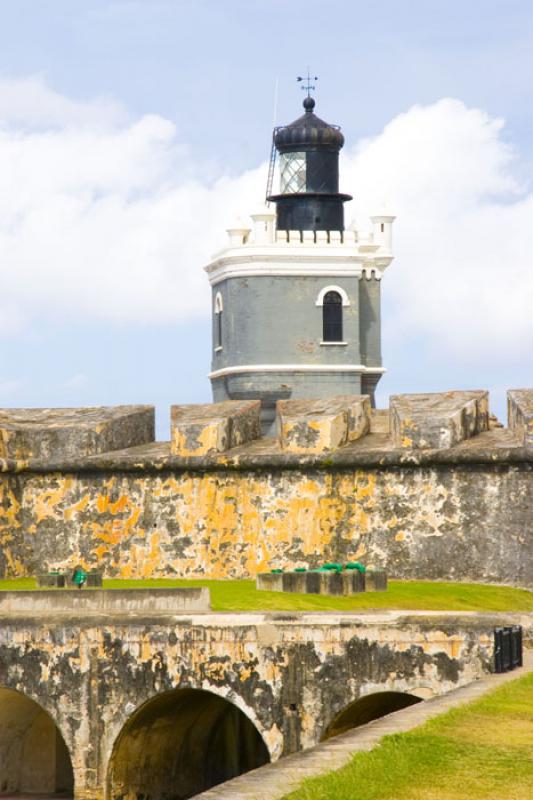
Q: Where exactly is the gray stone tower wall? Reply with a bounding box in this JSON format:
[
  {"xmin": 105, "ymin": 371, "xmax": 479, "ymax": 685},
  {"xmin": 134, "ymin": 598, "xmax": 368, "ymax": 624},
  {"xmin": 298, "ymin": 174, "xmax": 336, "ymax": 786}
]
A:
[
  {"xmin": 210, "ymin": 273, "xmax": 377, "ymax": 430},
  {"xmin": 211, "ymin": 275, "xmax": 362, "ymax": 369},
  {"xmin": 359, "ymin": 275, "xmax": 382, "ymax": 368}
]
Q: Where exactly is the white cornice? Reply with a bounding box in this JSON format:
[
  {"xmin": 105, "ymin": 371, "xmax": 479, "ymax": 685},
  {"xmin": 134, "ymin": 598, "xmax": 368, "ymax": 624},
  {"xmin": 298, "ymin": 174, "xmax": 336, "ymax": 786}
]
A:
[
  {"xmin": 209, "ymin": 364, "xmax": 386, "ymax": 379},
  {"xmin": 204, "ymin": 245, "xmax": 392, "ymax": 285},
  {"xmin": 205, "ymin": 252, "xmax": 364, "ymax": 272},
  {"xmin": 208, "ymin": 265, "xmax": 366, "ymax": 284}
]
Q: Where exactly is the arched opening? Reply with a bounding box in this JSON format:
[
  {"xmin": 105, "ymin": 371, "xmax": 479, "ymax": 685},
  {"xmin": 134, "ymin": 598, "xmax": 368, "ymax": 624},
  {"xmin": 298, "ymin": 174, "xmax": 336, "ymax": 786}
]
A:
[
  {"xmin": 0, "ymin": 688, "xmax": 74, "ymax": 796},
  {"xmin": 322, "ymin": 290, "xmax": 343, "ymax": 342},
  {"xmin": 322, "ymin": 691, "xmax": 422, "ymax": 740},
  {"xmin": 214, "ymin": 292, "xmax": 223, "ymax": 350},
  {"xmin": 107, "ymin": 688, "xmax": 270, "ymax": 800}
]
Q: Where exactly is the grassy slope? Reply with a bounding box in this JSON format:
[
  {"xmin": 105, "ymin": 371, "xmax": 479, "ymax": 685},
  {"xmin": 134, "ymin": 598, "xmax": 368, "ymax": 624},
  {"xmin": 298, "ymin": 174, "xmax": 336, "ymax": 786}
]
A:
[
  {"xmin": 282, "ymin": 672, "xmax": 533, "ymax": 800},
  {"xmin": 0, "ymin": 577, "xmax": 531, "ymax": 612}
]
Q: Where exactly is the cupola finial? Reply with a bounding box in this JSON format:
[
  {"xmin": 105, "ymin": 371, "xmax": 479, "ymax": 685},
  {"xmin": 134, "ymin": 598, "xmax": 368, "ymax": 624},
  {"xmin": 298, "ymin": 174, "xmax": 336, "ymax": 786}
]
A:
[{"xmin": 297, "ymin": 69, "xmax": 318, "ymax": 99}]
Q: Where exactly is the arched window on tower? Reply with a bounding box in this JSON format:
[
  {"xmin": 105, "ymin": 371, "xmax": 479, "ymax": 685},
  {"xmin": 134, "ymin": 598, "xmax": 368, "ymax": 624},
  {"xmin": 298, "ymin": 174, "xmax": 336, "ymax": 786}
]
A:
[
  {"xmin": 214, "ymin": 293, "xmax": 223, "ymax": 351},
  {"xmin": 322, "ymin": 290, "xmax": 343, "ymax": 342}
]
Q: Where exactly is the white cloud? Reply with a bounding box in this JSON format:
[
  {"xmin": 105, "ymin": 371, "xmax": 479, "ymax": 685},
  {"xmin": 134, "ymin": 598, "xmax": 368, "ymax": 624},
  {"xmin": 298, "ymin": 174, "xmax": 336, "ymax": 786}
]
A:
[
  {"xmin": 342, "ymin": 98, "xmax": 532, "ymax": 363},
  {"xmin": 0, "ymin": 74, "xmax": 127, "ymax": 129},
  {"xmin": 0, "ymin": 81, "xmax": 531, "ymax": 366}
]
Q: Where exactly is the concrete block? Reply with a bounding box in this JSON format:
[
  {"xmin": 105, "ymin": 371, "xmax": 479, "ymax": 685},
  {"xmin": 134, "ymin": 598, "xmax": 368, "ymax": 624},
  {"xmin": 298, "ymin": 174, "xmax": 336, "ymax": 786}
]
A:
[
  {"xmin": 171, "ymin": 400, "xmax": 261, "ymax": 456},
  {"xmin": 346, "ymin": 570, "xmax": 366, "ymax": 593},
  {"xmin": 390, "ymin": 391, "xmax": 489, "ymax": 450},
  {"xmin": 256, "ymin": 573, "xmax": 283, "ymax": 592},
  {"xmin": 508, "ymin": 390, "xmax": 533, "ymax": 447},
  {"xmin": 0, "ymin": 405, "xmax": 155, "ymax": 461},
  {"xmin": 85, "ymin": 572, "xmax": 103, "ymax": 587},
  {"xmin": 366, "ymin": 568, "xmax": 388, "ymax": 592},
  {"xmin": 282, "ymin": 572, "xmax": 309, "ymax": 593},
  {"xmin": 37, "ymin": 574, "xmax": 66, "ymax": 588},
  {"xmin": 256, "ymin": 570, "xmax": 366, "ymax": 595},
  {"xmin": 277, "ymin": 395, "xmax": 371, "ymax": 453}
]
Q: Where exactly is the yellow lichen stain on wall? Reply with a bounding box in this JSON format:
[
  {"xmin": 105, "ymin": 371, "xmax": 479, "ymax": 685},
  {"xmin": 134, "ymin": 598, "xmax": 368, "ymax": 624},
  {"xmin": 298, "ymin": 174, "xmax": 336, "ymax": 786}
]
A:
[
  {"xmin": 64, "ymin": 494, "xmax": 90, "ymax": 521},
  {"xmin": 0, "ymin": 481, "xmax": 21, "ymax": 528},
  {"xmin": 32, "ymin": 477, "xmax": 74, "ymax": 523},
  {"xmin": 2, "ymin": 461, "xmax": 528, "ymax": 581}
]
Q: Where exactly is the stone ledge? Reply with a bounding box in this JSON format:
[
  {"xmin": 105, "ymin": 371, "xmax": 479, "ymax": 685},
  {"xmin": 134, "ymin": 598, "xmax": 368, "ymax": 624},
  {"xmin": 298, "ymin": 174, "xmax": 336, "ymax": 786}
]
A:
[
  {"xmin": 508, "ymin": 389, "xmax": 533, "ymax": 448},
  {"xmin": 390, "ymin": 391, "xmax": 489, "ymax": 450},
  {"xmin": 0, "ymin": 405, "xmax": 154, "ymax": 460},
  {"xmin": 0, "ymin": 588, "xmax": 211, "ymax": 614},
  {"xmin": 277, "ymin": 395, "xmax": 371, "ymax": 453},
  {"xmin": 171, "ymin": 400, "xmax": 261, "ymax": 455},
  {"xmin": 1, "ymin": 432, "xmax": 531, "ymax": 473}
]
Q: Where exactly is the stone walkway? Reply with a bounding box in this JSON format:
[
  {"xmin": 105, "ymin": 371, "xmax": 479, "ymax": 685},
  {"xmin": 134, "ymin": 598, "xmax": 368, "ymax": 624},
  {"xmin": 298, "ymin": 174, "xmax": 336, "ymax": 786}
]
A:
[{"xmin": 194, "ymin": 651, "xmax": 533, "ymax": 800}]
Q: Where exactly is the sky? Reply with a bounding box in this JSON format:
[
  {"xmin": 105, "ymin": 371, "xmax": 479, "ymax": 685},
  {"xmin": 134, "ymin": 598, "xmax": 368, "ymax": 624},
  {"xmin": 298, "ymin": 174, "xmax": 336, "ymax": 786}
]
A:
[{"xmin": 0, "ymin": 0, "xmax": 532, "ymax": 436}]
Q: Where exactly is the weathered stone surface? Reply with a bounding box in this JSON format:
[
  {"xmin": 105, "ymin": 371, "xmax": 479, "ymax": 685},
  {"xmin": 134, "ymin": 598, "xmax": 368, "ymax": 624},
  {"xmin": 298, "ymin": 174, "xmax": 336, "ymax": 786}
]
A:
[
  {"xmin": 257, "ymin": 573, "xmax": 284, "ymax": 592},
  {"xmin": 0, "ymin": 458, "xmax": 531, "ymax": 587},
  {"xmin": 366, "ymin": 569, "xmax": 388, "ymax": 592},
  {"xmin": 277, "ymin": 395, "xmax": 371, "ymax": 453},
  {"xmin": 193, "ymin": 652, "xmax": 533, "ymax": 800},
  {"xmin": 171, "ymin": 400, "xmax": 261, "ymax": 456},
  {"xmin": 390, "ymin": 391, "xmax": 489, "ymax": 450},
  {"xmin": 0, "ymin": 607, "xmax": 524, "ymax": 799},
  {"xmin": 0, "ymin": 393, "xmax": 531, "ymax": 588},
  {"xmin": 0, "ymin": 587, "xmax": 210, "ymax": 614},
  {"xmin": 370, "ymin": 409, "xmax": 390, "ymax": 433},
  {"xmin": 0, "ymin": 405, "xmax": 154, "ymax": 461},
  {"xmin": 508, "ymin": 389, "xmax": 533, "ymax": 448}
]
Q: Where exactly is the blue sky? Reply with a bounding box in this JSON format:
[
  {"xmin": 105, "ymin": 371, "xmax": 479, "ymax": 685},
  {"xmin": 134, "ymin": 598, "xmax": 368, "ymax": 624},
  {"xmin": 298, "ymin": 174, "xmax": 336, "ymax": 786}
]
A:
[{"xmin": 0, "ymin": 0, "xmax": 532, "ymax": 435}]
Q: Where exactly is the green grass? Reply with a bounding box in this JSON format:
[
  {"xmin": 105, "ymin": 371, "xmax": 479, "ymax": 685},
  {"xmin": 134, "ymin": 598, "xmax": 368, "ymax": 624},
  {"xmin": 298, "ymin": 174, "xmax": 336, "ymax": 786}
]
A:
[
  {"xmin": 0, "ymin": 577, "xmax": 531, "ymax": 612},
  {"xmin": 282, "ymin": 672, "xmax": 533, "ymax": 800}
]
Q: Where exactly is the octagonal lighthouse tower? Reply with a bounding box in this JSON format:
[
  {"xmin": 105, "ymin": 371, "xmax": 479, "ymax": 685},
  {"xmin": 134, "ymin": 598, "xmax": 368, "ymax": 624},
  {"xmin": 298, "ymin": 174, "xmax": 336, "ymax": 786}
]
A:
[{"xmin": 205, "ymin": 95, "xmax": 395, "ymax": 432}]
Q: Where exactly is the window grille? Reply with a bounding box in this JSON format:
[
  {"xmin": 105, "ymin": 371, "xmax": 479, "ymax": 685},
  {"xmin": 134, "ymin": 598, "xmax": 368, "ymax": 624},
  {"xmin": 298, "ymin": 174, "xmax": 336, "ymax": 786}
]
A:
[
  {"xmin": 280, "ymin": 152, "xmax": 306, "ymax": 194},
  {"xmin": 323, "ymin": 291, "xmax": 343, "ymax": 341}
]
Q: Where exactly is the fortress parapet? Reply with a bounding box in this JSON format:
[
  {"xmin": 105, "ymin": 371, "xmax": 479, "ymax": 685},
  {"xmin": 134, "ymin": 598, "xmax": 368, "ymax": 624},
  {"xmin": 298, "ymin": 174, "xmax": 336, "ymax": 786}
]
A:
[
  {"xmin": 0, "ymin": 405, "xmax": 154, "ymax": 461},
  {"xmin": 508, "ymin": 389, "xmax": 533, "ymax": 448},
  {"xmin": 0, "ymin": 389, "xmax": 531, "ymax": 588},
  {"xmin": 276, "ymin": 395, "xmax": 370, "ymax": 453},
  {"xmin": 0, "ymin": 391, "xmax": 531, "ymax": 466},
  {"xmin": 390, "ymin": 391, "xmax": 489, "ymax": 450},
  {"xmin": 171, "ymin": 400, "xmax": 261, "ymax": 456}
]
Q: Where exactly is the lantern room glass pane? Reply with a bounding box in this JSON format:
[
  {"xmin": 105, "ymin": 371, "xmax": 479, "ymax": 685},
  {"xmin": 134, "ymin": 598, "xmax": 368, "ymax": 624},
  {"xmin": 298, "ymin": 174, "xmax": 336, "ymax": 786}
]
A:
[{"xmin": 280, "ymin": 152, "xmax": 306, "ymax": 194}]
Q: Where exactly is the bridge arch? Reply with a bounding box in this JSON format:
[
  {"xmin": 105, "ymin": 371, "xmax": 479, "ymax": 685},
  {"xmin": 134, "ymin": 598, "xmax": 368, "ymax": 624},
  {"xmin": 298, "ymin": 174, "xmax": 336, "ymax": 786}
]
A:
[
  {"xmin": 322, "ymin": 690, "xmax": 423, "ymax": 740},
  {"xmin": 107, "ymin": 687, "xmax": 271, "ymax": 800},
  {"xmin": 0, "ymin": 687, "xmax": 74, "ymax": 796}
]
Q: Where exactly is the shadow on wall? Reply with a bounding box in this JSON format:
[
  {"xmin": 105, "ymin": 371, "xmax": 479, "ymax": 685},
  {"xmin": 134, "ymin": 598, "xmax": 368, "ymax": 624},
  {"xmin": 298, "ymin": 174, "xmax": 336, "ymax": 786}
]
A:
[
  {"xmin": 107, "ymin": 688, "xmax": 270, "ymax": 800},
  {"xmin": 0, "ymin": 687, "xmax": 74, "ymax": 796},
  {"xmin": 322, "ymin": 691, "xmax": 422, "ymax": 740}
]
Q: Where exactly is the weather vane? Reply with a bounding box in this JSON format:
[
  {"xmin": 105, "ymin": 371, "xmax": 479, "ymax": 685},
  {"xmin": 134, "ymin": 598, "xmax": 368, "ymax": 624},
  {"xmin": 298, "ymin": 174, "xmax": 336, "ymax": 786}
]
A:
[{"xmin": 297, "ymin": 69, "xmax": 318, "ymax": 97}]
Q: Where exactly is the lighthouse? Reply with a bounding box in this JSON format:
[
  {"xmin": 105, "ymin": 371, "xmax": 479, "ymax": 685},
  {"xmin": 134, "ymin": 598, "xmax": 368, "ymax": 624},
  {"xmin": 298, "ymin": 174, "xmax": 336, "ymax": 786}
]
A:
[{"xmin": 205, "ymin": 92, "xmax": 395, "ymax": 433}]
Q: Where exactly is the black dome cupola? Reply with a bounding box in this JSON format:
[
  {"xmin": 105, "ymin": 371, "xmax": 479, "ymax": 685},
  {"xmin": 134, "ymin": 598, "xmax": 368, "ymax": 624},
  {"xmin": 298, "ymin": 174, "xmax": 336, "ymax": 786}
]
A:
[{"xmin": 267, "ymin": 96, "xmax": 352, "ymax": 232}]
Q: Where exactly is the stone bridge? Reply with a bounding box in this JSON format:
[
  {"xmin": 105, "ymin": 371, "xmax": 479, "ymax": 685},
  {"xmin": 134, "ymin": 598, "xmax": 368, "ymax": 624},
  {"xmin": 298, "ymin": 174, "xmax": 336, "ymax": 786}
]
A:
[{"xmin": 0, "ymin": 589, "xmax": 529, "ymax": 800}]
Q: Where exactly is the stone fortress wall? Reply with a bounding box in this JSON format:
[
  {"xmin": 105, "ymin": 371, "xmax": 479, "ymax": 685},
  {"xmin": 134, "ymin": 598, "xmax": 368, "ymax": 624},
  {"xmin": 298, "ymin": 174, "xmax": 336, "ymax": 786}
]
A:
[{"xmin": 0, "ymin": 390, "xmax": 531, "ymax": 586}]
